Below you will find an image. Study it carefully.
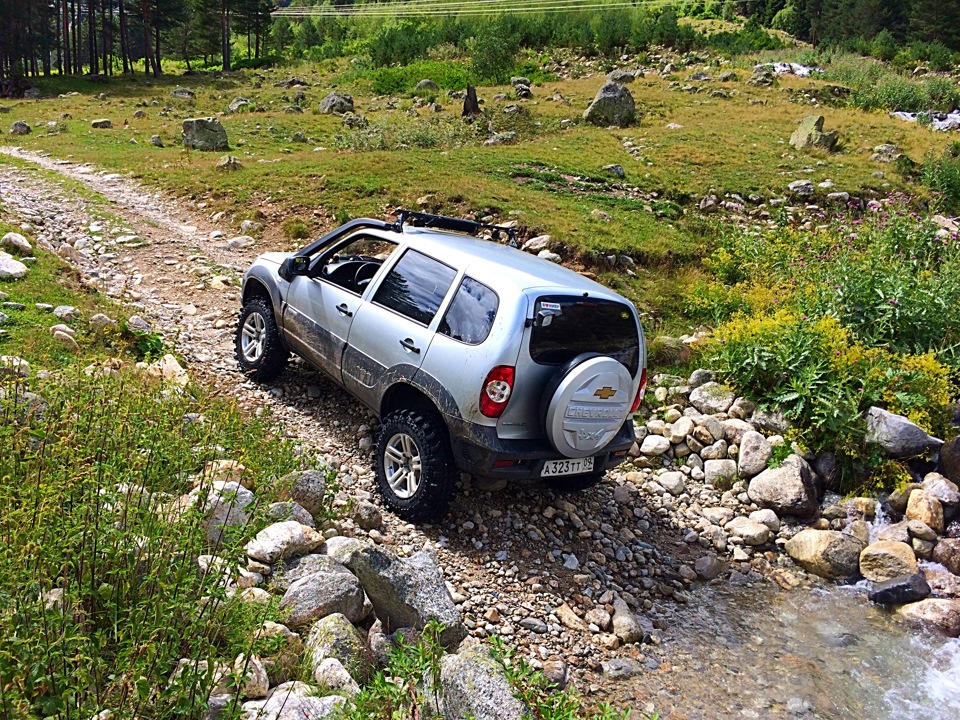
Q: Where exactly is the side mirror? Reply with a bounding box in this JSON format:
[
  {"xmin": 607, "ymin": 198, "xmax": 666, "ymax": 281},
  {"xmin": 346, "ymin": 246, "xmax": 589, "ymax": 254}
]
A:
[{"xmin": 279, "ymin": 256, "xmax": 311, "ymax": 282}]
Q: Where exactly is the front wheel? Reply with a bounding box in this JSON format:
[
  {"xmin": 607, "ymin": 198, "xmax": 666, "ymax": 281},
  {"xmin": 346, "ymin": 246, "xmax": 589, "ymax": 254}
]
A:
[
  {"xmin": 235, "ymin": 298, "xmax": 289, "ymax": 382},
  {"xmin": 376, "ymin": 409, "xmax": 455, "ymax": 522}
]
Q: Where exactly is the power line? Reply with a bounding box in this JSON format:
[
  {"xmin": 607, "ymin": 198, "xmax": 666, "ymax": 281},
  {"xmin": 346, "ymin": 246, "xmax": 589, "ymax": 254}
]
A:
[{"xmin": 272, "ymin": 0, "xmax": 741, "ymax": 18}]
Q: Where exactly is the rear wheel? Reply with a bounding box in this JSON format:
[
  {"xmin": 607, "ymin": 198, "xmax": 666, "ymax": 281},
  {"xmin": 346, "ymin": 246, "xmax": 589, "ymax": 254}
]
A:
[
  {"xmin": 235, "ymin": 298, "xmax": 288, "ymax": 382},
  {"xmin": 376, "ymin": 408, "xmax": 455, "ymax": 521}
]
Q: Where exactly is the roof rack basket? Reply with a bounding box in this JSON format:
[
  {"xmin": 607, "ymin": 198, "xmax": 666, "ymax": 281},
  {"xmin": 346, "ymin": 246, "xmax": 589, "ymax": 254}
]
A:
[{"xmin": 395, "ymin": 209, "xmax": 518, "ymax": 248}]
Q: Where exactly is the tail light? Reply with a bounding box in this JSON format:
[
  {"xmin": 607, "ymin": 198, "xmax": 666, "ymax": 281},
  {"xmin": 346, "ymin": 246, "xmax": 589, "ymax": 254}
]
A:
[
  {"xmin": 630, "ymin": 368, "xmax": 647, "ymax": 413},
  {"xmin": 480, "ymin": 366, "xmax": 515, "ymax": 418}
]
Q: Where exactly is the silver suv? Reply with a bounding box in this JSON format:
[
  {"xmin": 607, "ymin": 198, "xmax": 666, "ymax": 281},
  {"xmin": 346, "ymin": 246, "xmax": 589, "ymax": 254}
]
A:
[{"xmin": 236, "ymin": 211, "xmax": 647, "ymax": 520}]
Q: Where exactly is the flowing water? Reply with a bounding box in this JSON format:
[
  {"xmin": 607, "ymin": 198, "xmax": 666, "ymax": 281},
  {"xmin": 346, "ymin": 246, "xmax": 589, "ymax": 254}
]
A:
[{"xmin": 620, "ymin": 580, "xmax": 960, "ymax": 719}]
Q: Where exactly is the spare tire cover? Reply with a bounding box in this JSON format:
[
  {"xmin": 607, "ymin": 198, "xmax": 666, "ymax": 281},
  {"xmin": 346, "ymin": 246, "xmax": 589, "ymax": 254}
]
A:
[{"xmin": 545, "ymin": 355, "xmax": 634, "ymax": 459}]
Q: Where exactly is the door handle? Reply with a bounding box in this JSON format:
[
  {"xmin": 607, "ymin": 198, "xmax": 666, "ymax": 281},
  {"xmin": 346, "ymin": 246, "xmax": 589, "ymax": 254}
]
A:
[
  {"xmin": 336, "ymin": 303, "xmax": 353, "ymax": 317},
  {"xmin": 399, "ymin": 338, "xmax": 420, "ymax": 354}
]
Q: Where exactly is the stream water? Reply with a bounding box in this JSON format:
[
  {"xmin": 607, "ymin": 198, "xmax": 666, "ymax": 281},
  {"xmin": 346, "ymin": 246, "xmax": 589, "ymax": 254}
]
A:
[{"xmin": 622, "ymin": 580, "xmax": 960, "ymax": 719}]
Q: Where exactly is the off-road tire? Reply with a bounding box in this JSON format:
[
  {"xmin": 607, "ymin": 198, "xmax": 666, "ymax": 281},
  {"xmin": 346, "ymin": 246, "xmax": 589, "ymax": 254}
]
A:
[
  {"xmin": 235, "ymin": 297, "xmax": 289, "ymax": 382},
  {"xmin": 544, "ymin": 471, "xmax": 605, "ymax": 492},
  {"xmin": 376, "ymin": 408, "xmax": 455, "ymax": 521}
]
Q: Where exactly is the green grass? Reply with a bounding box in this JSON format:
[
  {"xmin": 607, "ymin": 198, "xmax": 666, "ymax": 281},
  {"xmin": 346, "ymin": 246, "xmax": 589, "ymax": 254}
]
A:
[
  {"xmin": 5, "ymin": 57, "xmax": 956, "ymax": 333},
  {"xmin": 0, "ymin": 220, "xmax": 143, "ymax": 368}
]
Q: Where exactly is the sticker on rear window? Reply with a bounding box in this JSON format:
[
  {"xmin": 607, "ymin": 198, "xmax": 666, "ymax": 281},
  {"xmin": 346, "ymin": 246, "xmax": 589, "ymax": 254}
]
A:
[{"xmin": 541, "ymin": 301, "xmax": 562, "ymax": 312}]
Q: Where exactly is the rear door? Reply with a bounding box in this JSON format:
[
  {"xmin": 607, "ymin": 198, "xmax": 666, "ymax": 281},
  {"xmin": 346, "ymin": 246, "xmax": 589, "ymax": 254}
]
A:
[{"xmin": 343, "ymin": 248, "xmax": 458, "ymax": 410}]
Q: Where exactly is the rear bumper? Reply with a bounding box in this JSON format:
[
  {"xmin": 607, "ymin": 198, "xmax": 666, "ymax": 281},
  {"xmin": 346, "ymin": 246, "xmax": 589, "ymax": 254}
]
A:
[{"xmin": 447, "ymin": 416, "xmax": 635, "ymax": 479}]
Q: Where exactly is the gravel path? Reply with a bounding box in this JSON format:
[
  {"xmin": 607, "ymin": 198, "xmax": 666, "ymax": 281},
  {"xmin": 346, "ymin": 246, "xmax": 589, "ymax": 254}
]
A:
[{"xmin": 0, "ymin": 146, "xmax": 779, "ymax": 712}]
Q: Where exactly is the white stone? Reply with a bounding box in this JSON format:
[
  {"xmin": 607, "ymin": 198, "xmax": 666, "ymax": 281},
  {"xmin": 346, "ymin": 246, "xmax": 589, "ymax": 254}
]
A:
[
  {"xmin": 1, "ymin": 232, "xmax": 31, "ymax": 253},
  {"xmin": 725, "ymin": 516, "xmax": 771, "ymax": 545},
  {"xmin": 245, "ymin": 521, "xmax": 325, "ymax": 564},
  {"xmin": 640, "ymin": 435, "xmax": 671, "ymax": 456}
]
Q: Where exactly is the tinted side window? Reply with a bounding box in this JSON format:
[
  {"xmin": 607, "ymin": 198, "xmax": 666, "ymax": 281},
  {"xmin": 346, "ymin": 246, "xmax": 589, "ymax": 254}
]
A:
[
  {"xmin": 373, "ymin": 249, "xmax": 457, "ymax": 325},
  {"xmin": 438, "ymin": 277, "xmax": 499, "ymax": 345}
]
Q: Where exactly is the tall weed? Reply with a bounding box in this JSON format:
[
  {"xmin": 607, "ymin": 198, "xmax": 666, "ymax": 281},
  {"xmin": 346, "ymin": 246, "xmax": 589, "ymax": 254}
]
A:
[{"xmin": 0, "ymin": 368, "xmax": 308, "ymax": 718}]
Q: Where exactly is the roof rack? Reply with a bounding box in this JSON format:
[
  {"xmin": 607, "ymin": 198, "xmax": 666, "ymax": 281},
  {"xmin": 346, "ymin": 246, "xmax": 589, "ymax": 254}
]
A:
[
  {"xmin": 395, "ymin": 209, "xmax": 519, "ymax": 248},
  {"xmin": 293, "ymin": 210, "xmax": 519, "ymax": 259}
]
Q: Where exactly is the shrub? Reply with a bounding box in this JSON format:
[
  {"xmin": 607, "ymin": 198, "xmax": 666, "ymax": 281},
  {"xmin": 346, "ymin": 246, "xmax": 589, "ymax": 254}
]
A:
[
  {"xmin": 923, "ymin": 143, "xmax": 960, "ymax": 214},
  {"xmin": 709, "ymin": 312, "xmax": 953, "ymax": 481},
  {"xmin": 282, "ymin": 216, "xmax": 311, "ymax": 240},
  {"xmin": 470, "ymin": 17, "xmax": 520, "ymax": 83}
]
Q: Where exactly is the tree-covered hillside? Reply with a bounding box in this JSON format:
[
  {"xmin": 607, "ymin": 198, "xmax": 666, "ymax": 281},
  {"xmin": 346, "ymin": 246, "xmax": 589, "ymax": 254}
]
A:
[{"xmin": 1, "ymin": 0, "xmax": 959, "ymax": 84}]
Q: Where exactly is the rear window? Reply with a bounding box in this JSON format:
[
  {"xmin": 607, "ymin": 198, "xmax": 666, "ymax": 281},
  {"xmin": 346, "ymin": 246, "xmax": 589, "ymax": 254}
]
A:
[
  {"xmin": 373, "ymin": 249, "xmax": 457, "ymax": 325},
  {"xmin": 438, "ymin": 277, "xmax": 499, "ymax": 345},
  {"xmin": 529, "ymin": 295, "xmax": 639, "ymax": 374}
]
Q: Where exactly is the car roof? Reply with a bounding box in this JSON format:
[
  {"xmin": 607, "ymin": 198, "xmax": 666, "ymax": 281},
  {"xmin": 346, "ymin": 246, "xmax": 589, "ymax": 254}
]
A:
[{"xmin": 362, "ymin": 226, "xmax": 625, "ymax": 301}]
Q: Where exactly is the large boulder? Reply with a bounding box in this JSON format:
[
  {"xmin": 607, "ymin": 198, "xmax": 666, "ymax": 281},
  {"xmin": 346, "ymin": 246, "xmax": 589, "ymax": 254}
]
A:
[
  {"xmin": 414, "ymin": 79, "xmax": 440, "ymax": 94},
  {"xmin": 859, "ymin": 541, "xmax": 918, "ymax": 582},
  {"xmin": 279, "ymin": 469, "xmax": 327, "ymax": 516},
  {"xmin": 866, "ymin": 407, "xmax": 943, "ymax": 458},
  {"xmin": 270, "ymin": 553, "xmax": 348, "ymax": 593},
  {"xmin": 329, "ymin": 541, "xmax": 466, "ymax": 649},
  {"xmin": 897, "ymin": 598, "xmax": 960, "ymax": 637},
  {"xmin": 784, "ymin": 529, "xmax": 864, "ymax": 580},
  {"xmin": 747, "ymin": 454, "xmax": 820, "ymax": 518},
  {"xmin": 689, "ymin": 382, "xmax": 735, "ymax": 414},
  {"xmin": 610, "ymin": 595, "xmax": 642, "ymax": 643},
  {"xmin": 789, "ymin": 114, "xmax": 839, "ymax": 152},
  {"xmin": 583, "ymin": 82, "xmax": 636, "ymax": 127},
  {"xmin": 182, "ymin": 117, "xmax": 229, "ymax": 151},
  {"xmin": 318, "ymin": 92, "xmax": 354, "ymax": 114},
  {"xmin": 440, "ymin": 643, "xmax": 528, "ymax": 720},
  {"xmin": 304, "ymin": 613, "xmax": 374, "ymax": 683},
  {"xmin": 280, "ymin": 569, "xmax": 365, "ymax": 629},
  {"xmin": 241, "ymin": 681, "xmax": 345, "ymax": 720},
  {"xmin": 245, "ymin": 521, "xmax": 324, "ymax": 564},
  {"xmin": 180, "ymin": 481, "xmax": 255, "ymax": 547},
  {"xmin": 9, "ymin": 120, "xmax": 30, "ymax": 135}
]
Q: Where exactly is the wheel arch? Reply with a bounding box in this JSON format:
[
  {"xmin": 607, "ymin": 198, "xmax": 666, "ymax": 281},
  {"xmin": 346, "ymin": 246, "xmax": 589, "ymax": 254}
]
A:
[{"xmin": 379, "ymin": 382, "xmax": 440, "ymax": 420}]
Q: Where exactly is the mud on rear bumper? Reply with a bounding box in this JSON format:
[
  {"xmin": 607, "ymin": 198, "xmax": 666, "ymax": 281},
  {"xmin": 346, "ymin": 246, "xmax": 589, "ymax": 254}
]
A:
[{"xmin": 446, "ymin": 416, "xmax": 635, "ymax": 480}]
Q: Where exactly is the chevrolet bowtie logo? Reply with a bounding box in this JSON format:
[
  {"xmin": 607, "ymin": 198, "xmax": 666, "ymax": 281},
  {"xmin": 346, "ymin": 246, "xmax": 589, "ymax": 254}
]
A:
[{"xmin": 594, "ymin": 386, "xmax": 616, "ymax": 399}]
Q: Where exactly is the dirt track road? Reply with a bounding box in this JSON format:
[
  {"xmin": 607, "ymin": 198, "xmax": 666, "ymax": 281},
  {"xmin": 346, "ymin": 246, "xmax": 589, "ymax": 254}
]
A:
[{"xmin": 1, "ymin": 145, "xmax": 716, "ymax": 716}]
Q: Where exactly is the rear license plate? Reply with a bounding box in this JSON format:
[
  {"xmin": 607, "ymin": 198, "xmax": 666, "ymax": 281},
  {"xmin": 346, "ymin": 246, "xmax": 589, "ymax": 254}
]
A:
[{"xmin": 541, "ymin": 457, "xmax": 594, "ymax": 477}]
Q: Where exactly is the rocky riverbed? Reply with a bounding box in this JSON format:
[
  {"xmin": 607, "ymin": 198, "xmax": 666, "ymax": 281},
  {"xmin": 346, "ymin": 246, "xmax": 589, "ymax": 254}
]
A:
[{"xmin": 3, "ymin": 146, "xmax": 960, "ymax": 717}]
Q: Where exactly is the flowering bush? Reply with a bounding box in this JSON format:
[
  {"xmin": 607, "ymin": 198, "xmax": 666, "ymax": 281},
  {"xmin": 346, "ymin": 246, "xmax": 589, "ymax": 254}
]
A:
[
  {"xmin": 698, "ymin": 198, "xmax": 960, "ymax": 366},
  {"xmin": 709, "ymin": 312, "xmax": 953, "ymax": 487}
]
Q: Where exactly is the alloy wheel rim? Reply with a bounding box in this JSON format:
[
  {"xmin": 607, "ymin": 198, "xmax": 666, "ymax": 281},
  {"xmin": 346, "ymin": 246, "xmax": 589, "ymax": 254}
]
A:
[
  {"xmin": 240, "ymin": 312, "xmax": 266, "ymax": 363},
  {"xmin": 384, "ymin": 432, "xmax": 422, "ymax": 499}
]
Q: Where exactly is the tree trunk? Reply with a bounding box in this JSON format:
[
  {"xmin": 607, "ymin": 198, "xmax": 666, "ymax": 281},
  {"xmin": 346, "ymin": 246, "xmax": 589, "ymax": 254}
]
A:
[
  {"xmin": 88, "ymin": 0, "xmax": 98, "ymax": 75},
  {"xmin": 62, "ymin": 0, "xmax": 71, "ymax": 74},
  {"xmin": 154, "ymin": 23, "xmax": 161, "ymax": 76},
  {"xmin": 101, "ymin": 0, "xmax": 108, "ymax": 75},
  {"xmin": 221, "ymin": 1, "xmax": 231, "ymax": 72},
  {"xmin": 119, "ymin": 0, "xmax": 129, "ymax": 74}
]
